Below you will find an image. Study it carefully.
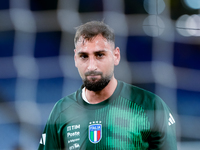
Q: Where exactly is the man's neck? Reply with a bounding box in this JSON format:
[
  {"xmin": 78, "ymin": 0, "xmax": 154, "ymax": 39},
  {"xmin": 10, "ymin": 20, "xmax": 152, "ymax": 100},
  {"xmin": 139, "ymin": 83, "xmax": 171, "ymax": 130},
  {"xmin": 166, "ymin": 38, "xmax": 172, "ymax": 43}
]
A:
[{"xmin": 85, "ymin": 77, "xmax": 117, "ymax": 104}]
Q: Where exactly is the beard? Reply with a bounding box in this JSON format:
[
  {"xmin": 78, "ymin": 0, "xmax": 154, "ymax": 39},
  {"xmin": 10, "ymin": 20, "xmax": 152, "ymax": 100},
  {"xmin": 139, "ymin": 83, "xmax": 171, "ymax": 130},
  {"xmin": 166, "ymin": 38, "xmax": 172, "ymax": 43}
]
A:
[{"xmin": 83, "ymin": 71, "xmax": 113, "ymax": 92}]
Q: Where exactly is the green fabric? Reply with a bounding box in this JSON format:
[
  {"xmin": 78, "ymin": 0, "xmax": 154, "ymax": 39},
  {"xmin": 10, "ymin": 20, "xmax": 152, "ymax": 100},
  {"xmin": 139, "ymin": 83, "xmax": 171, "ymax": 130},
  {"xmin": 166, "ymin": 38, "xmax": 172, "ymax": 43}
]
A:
[{"xmin": 38, "ymin": 80, "xmax": 177, "ymax": 150}]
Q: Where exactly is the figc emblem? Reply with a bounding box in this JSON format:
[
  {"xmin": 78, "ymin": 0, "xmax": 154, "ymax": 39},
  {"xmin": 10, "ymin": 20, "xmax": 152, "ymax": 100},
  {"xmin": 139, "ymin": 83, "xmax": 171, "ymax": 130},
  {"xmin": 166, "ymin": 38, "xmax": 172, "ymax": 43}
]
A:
[{"xmin": 89, "ymin": 124, "xmax": 102, "ymax": 143}]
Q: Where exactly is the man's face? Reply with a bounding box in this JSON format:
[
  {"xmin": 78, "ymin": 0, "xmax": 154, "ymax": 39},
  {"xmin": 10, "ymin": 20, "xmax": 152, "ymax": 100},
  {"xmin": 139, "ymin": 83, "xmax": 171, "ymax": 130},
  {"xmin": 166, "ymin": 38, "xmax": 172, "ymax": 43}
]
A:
[{"xmin": 74, "ymin": 35, "xmax": 120, "ymax": 91}]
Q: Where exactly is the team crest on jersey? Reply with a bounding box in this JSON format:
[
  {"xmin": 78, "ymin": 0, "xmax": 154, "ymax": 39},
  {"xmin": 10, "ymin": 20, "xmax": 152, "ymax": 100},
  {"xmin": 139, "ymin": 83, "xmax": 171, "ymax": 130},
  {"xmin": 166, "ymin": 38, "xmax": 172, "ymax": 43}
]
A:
[{"xmin": 88, "ymin": 122, "xmax": 102, "ymax": 143}]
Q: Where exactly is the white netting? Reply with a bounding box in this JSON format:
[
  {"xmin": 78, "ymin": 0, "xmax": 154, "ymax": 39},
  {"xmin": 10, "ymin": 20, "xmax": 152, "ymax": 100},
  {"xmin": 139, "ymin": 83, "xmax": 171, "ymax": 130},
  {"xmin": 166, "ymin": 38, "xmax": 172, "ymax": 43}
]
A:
[{"xmin": 0, "ymin": 0, "xmax": 200, "ymax": 149}]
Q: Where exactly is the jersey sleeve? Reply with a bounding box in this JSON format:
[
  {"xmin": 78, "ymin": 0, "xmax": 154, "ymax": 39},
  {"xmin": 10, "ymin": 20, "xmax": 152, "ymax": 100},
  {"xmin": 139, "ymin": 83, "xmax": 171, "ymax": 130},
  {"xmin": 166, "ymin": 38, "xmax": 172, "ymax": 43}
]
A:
[
  {"xmin": 148, "ymin": 96, "xmax": 177, "ymax": 150},
  {"xmin": 38, "ymin": 117, "xmax": 61, "ymax": 150},
  {"xmin": 38, "ymin": 103, "xmax": 62, "ymax": 150},
  {"xmin": 38, "ymin": 122, "xmax": 59, "ymax": 150}
]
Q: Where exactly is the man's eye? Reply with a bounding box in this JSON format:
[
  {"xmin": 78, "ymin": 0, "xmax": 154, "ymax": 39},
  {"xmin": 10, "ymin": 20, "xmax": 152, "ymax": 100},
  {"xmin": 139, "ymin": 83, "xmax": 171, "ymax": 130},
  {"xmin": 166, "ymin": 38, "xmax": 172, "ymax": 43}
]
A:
[
  {"xmin": 97, "ymin": 53, "xmax": 104, "ymax": 58},
  {"xmin": 80, "ymin": 55, "xmax": 88, "ymax": 59}
]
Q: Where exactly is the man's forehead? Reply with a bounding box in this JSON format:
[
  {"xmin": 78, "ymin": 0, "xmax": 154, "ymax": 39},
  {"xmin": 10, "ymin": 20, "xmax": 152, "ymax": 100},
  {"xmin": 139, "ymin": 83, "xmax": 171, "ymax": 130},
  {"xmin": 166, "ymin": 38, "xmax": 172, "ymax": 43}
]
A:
[
  {"xmin": 76, "ymin": 34, "xmax": 115, "ymax": 46},
  {"xmin": 76, "ymin": 35, "xmax": 108, "ymax": 45},
  {"xmin": 76, "ymin": 38, "xmax": 113, "ymax": 51}
]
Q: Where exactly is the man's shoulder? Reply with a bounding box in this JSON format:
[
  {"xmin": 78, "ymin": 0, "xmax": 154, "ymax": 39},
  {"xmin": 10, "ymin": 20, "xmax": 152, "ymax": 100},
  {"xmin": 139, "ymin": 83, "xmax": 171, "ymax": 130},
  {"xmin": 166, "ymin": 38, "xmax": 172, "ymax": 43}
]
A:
[
  {"xmin": 119, "ymin": 81, "xmax": 157, "ymax": 99},
  {"xmin": 119, "ymin": 81, "xmax": 164, "ymax": 108},
  {"xmin": 56, "ymin": 92, "xmax": 77, "ymax": 107},
  {"xmin": 48, "ymin": 90, "xmax": 81, "ymax": 121},
  {"xmin": 55, "ymin": 89, "xmax": 81, "ymax": 110}
]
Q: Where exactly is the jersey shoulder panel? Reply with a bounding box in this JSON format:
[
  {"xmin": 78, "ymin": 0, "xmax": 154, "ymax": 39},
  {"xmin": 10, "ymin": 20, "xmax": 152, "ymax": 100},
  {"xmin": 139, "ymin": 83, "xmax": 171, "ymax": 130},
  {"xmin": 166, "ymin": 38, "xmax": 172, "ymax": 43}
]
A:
[
  {"xmin": 119, "ymin": 81, "xmax": 156, "ymax": 105},
  {"xmin": 118, "ymin": 81, "xmax": 171, "ymax": 112},
  {"xmin": 48, "ymin": 90, "xmax": 81, "ymax": 123}
]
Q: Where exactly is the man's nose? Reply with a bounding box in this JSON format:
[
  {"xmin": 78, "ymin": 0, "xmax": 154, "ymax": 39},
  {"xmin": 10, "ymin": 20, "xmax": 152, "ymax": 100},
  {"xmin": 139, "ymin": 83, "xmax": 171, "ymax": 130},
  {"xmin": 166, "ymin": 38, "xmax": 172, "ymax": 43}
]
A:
[{"xmin": 87, "ymin": 57, "xmax": 97, "ymax": 71}]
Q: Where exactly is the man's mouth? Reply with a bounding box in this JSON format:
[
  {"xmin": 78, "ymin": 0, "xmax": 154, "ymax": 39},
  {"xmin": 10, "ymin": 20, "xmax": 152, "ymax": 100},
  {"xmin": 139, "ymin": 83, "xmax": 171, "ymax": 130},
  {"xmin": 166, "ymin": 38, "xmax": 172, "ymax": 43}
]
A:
[
  {"xmin": 87, "ymin": 74, "xmax": 100, "ymax": 77},
  {"xmin": 87, "ymin": 74, "xmax": 100, "ymax": 79},
  {"xmin": 85, "ymin": 71, "xmax": 102, "ymax": 76}
]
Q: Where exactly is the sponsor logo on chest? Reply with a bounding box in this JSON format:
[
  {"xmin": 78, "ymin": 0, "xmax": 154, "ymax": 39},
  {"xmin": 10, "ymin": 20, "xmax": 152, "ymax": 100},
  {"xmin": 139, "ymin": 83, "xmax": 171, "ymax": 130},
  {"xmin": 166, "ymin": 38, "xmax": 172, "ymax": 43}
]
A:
[{"xmin": 67, "ymin": 124, "xmax": 81, "ymax": 150}]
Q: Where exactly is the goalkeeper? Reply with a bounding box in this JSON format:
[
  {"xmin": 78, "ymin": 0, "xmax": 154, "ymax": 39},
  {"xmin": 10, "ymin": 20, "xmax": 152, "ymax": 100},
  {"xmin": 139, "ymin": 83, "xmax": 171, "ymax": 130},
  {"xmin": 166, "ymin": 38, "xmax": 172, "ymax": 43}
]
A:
[{"xmin": 38, "ymin": 21, "xmax": 177, "ymax": 150}]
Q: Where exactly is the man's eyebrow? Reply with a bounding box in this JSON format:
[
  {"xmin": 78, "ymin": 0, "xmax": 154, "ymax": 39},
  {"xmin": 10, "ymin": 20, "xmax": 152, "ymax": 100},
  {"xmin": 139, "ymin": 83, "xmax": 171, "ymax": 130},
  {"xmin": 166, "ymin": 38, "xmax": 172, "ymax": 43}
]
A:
[
  {"xmin": 94, "ymin": 50, "xmax": 108, "ymax": 54},
  {"xmin": 77, "ymin": 51, "xmax": 88, "ymax": 55},
  {"xmin": 77, "ymin": 50, "xmax": 108, "ymax": 55}
]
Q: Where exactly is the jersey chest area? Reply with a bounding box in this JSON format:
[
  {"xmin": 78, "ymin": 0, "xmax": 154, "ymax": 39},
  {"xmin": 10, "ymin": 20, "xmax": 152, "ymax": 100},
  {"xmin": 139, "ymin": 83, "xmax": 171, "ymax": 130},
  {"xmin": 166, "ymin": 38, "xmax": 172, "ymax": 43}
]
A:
[{"xmin": 58, "ymin": 101, "xmax": 151, "ymax": 150}]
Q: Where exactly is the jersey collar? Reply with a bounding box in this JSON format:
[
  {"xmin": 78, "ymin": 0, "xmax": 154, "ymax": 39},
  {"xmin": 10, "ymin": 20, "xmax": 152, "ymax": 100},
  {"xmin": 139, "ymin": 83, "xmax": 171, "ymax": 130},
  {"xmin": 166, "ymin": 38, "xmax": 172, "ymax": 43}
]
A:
[{"xmin": 77, "ymin": 80, "xmax": 123, "ymax": 110}]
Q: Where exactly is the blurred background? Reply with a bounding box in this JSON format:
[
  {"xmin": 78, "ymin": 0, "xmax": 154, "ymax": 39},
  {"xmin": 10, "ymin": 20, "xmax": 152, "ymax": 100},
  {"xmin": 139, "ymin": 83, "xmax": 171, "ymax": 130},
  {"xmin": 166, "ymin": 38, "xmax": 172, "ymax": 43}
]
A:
[{"xmin": 0, "ymin": 0, "xmax": 200, "ymax": 149}]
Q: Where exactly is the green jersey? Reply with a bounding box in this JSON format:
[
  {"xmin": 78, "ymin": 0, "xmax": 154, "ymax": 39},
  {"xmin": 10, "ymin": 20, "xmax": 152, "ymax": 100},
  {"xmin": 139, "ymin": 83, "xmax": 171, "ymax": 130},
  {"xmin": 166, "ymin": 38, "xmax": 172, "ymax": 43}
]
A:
[{"xmin": 38, "ymin": 80, "xmax": 177, "ymax": 150}]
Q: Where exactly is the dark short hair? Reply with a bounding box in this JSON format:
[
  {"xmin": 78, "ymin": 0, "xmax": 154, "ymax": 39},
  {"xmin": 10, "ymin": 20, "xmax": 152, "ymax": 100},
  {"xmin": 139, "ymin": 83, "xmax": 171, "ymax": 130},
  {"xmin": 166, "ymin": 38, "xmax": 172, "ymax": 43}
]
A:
[{"xmin": 74, "ymin": 21, "xmax": 115, "ymax": 46}]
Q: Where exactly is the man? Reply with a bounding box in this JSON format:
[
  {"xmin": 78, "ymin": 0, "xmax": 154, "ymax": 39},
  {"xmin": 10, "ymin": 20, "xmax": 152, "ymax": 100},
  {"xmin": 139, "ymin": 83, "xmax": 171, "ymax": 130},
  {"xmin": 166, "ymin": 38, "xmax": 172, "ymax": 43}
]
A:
[{"xmin": 38, "ymin": 21, "xmax": 177, "ymax": 150}]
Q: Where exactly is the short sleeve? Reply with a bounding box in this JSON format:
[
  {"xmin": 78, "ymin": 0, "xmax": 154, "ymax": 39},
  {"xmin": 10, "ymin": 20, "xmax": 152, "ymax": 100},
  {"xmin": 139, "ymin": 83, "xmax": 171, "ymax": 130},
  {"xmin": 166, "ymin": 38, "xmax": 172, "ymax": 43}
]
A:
[
  {"xmin": 38, "ymin": 104, "xmax": 62, "ymax": 150},
  {"xmin": 38, "ymin": 119, "xmax": 61, "ymax": 150},
  {"xmin": 148, "ymin": 96, "xmax": 177, "ymax": 150}
]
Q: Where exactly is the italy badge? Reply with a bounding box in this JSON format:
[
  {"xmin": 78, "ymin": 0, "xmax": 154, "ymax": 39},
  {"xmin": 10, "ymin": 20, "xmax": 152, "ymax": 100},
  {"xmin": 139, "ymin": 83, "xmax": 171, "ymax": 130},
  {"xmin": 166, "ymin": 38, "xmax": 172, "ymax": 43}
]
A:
[{"xmin": 89, "ymin": 124, "xmax": 102, "ymax": 143}]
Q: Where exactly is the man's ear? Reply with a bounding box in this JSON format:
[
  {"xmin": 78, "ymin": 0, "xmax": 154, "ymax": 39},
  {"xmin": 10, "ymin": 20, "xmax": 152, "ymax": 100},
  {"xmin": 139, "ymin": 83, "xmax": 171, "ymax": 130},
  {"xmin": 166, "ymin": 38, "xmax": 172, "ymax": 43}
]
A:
[
  {"xmin": 74, "ymin": 49, "xmax": 77, "ymax": 67},
  {"xmin": 114, "ymin": 47, "xmax": 120, "ymax": 66}
]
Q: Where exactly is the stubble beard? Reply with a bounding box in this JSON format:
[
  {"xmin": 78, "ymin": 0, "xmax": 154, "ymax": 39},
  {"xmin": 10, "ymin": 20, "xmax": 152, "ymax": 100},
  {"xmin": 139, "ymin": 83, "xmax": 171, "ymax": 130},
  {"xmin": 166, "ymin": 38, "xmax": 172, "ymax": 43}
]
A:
[{"xmin": 83, "ymin": 71, "xmax": 113, "ymax": 92}]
